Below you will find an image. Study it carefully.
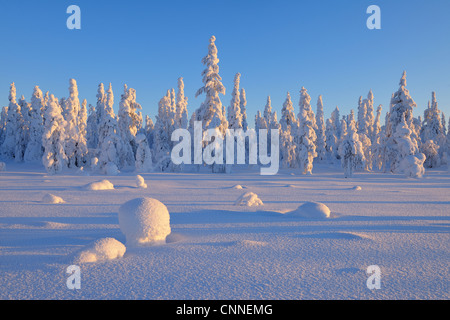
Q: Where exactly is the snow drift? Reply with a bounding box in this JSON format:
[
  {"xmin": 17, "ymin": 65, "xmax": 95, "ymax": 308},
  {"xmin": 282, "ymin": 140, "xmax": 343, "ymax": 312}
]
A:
[
  {"xmin": 136, "ymin": 175, "xmax": 147, "ymax": 189},
  {"xmin": 287, "ymin": 201, "xmax": 331, "ymax": 219},
  {"xmin": 118, "ymin": 197, "xmax": 171, "ymax": 246},
  {"xmin": 83, "ymin": 180, "xmax": 114, "ymax": 191},
  {"xmin": 41, "ymin": 193, "xmax": 65, "ymax": 204},
  {"xmin": 75, "ymin": 238, "xmax": 126, "ymax": 263},
  {"xmin": 234, "ymin": 192, "xmax": 264, "ymax": 207}
]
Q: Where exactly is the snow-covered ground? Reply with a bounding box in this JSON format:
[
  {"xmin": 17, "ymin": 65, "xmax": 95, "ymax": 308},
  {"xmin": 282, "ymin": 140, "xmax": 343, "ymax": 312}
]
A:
[{"xmin": 0, "ymin": 162, "xmax": 449, "ymax": 300}]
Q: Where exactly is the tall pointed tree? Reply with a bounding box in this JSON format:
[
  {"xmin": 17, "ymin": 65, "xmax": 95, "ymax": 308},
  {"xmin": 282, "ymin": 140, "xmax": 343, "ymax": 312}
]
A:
[
  {"xmin": 315, "ymin": 95, "xmax": 327, "ymax": 161},
  {"xmin": 42, "ymin": 94, "xmax": 67, "ymax": 174},
  {"xmin": 24, "ymin": 86, "xmax": 45, "ymax": 162}
]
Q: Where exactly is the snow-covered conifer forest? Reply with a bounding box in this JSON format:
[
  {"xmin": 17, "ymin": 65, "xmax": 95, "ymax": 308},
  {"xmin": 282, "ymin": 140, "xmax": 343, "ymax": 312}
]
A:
[{"xmin": 0, "ymin": 35, "xmax": 449, "ymax": 300}]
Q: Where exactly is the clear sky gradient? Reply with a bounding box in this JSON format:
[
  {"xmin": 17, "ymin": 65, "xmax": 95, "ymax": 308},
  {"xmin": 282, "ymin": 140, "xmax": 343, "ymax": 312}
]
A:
[{"xmin": 1, "ymin": 0, "xmax": 449, "ymax": 126}]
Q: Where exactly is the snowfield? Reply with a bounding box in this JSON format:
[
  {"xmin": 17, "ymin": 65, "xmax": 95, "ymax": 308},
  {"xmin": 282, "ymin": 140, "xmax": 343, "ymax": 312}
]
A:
[{"xmin": 0, "ymin": 162, "xmax": 449, "ymax": 300}]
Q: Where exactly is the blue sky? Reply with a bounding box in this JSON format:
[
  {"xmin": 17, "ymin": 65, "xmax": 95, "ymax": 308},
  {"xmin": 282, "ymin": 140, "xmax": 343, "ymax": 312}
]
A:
[{"xmin": 1, "ymin": 0, "xmax": 449, "ymax": 126}]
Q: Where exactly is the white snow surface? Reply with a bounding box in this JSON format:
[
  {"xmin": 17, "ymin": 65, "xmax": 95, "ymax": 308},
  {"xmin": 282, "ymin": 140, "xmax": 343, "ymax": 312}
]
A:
[
  {"xmin": 75, "ymin": 237, "xmax": 126, "ymax": 263},
  {"xmin": 0, "ymin": 162, "xmax": 449, "ymax": 300},
  {"xmin": 118, "ymin": 197, "xmax": 171, "ymax": 246}
]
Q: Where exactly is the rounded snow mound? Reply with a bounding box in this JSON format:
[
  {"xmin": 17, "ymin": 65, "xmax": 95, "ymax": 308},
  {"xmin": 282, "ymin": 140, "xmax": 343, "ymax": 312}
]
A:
[
  {"xmin": 75, "ymin": 237, "xmax": 126, "ymax": 263},
  {"xmin": 351, "ymin": 186, "xmax": 362, "ymax": 191},
  {"xmin": 234, "ymin": 192, "xmax": 264, "ymax": 207},
  {"xmin": 118, "ymin": 197, "xmax": 171, "ymax": 246},
  {"xmin": 83, "ymin": 180, "xmax": 114, "ymax": 191},
  {"xmin": 136, "ymin": 175, "xmax": 147, "ymax": 189},
  {"xmin": 288, "ymin": 201, "xmax": 331, "ymax": 219},
  {"xmin": 42, "ymin": 193, "xmax": 65, "ymax": 204},
  {"xmin": 231, "ymin": 184, "xmax": 244, "ymax": 190},
  {"xmin": 237, "ymin": 240, "xmax": 268, "ymax": 247}
]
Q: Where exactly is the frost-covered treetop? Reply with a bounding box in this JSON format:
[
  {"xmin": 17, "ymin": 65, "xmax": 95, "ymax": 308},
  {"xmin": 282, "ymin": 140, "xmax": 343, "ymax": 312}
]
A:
[
  {"xmin": 9, "ymin": 82, "xmax": 17, "ymax": 103},
  {"xmin": 196, "ymin": 35, "xmax": 225, "ymax": 98},
  {"xmin": 69, "ymin": 78, "xmax": 78, "ymax": 97},
  {"xmin": 106, "ymin": 83, "xmax": 114, "ymax": 116},
  {"xmin": 31, "ymin": 86, "xmax": 44, "ymax": 108},
  {"xmin": 390, "ymin": 71, "xmax": 417, "ymax": 129},
  {"xmin": 399, "ymin": 70, "xmax": 407, "ymax": 87},
  {"xmin": 299, "ymin": 86, "xmax": 316, "ymax": 128}
]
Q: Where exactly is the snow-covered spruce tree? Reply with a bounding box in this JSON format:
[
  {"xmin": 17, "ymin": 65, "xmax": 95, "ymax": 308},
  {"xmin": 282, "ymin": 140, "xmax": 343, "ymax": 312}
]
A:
[
  {"xmin": 280, "ymin": 92, "xmax": 298, "ymax": 133},
  {"xmin": 280, "ymin": 128, "xmax": 297, "ymax": 169},
  {"xmin": 328, "ymin": 106, "xmax": 341, "ymax": 160},
  {"xmin": 225, "ymin": 73, "xmax": 244, "ymax": 172},
  {"xmin": 255, "ymin": 110, "xmax": 266, "ymax": 131},
  {"xmin": 421, "ymin": 139, "xmax": 440, "ymax": 168},
  {"xmin": 96, "ymin": 83, "xmax": 122, "ymax": 175},
  {"xmin": 357, "ymin": 96, "xmax": 366, "ymax": 134},
  {"xmin": 227, "ymin": 73, "xmax": 243, "ymax": 130},
  {"xmin": 135, "ymin": 133, "xmax": 153, "ymax": 172},
  {"xmin": 325, "ymin": 118, "xmax": 337, "ymax": 162},
  {"xmin": 298, "ymin": 87, "xmax": 317, "ymax": 130},
  {"xmin": 153, "ymin": 91, "xmax": 175, "ymax": 171},
  {"xmin": 295, "ymin": 87, "xmax": 317, "ymax": 174},
  {"xmin": 86, "ymin": 103, "xmax": 98, "ymax": 149},
  {"xmin": 393, "ymin": 113, "xmax": 426, "ymax": 177},
  {"xmin": 315, "ymin": 95, "xmax": 327, "ymax": 161},
  {"xmin": 64, "ymin": 79, "xmax": 87, "ymax": 168},
  {"xmin": 24, "ymin": 86, "xmax": 45, "ymax": 162},
  {"xmin": 441, "ymin": 112, "xmax": 447, "ymax": 136},
  {"xmin": 240, "ymin": 88, "xmax": 248, "ymax": 131},
  {"xmin": 366, "ymin": 90, "xmax": 375, "ymax": 142},
  {"xmin": 176, "ymin": 77, "xmax": 189, "ymax": 130},
  {"xmin": 77, "ymin": 99, "xmax": 88, "ymax": 166},
  {"xmin": 144, "ymin": 115, "xmax": 155, "ymax": 149},
  {"xmin": 194, "ymin": 36, "xmax": 228, "ymax": 173},
  {"xmin": 279, "ymin": 92, "xmax": 298, "ymax": 168},
  {"xmin": 118, "ymin": 84, "xmax": 138, "ymax": 168},
  {"xmin": 0, "ymin": 106, "xmax": 7, "ymax": 148},
  {"xmin": 421, "ymin": 92, "xmax": 446, "ymax": 165},
  {"xmin": 371, "ymin": 104, "xmax": 385, "ymax": 171},
  {"xmin": 263, "ymin": 96, "xmax": 273, "ymax": 129},
  {"xmin": 384, "ymin": 71, "xmax": 420, "ymax": 173},
  {"xmin": 339, "ymin": 119, "xmax": 366, "ymax": 178},
  {"xmin": 42, "ymin": 94, "xmax": 68, "ymax": 174},
  {"xmin": 356, "ymin": 97, "xmax": 372, "ymax": 171},
  {"xmin": 19, "ymin": 95, "xmax": 31, "ymax": 154},
  {"xmin": 1, "ymin": 83, "xmax": 25, "ymax": 161}
]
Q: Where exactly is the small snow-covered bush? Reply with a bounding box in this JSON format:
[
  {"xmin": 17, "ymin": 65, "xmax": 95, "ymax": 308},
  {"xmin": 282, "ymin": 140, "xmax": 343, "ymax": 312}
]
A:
[
  {"xmin": 42, "ymin": 193, "xmax": 65, "ymax": 204},
  {"xmin": 234, "ymin": 192, "xmax": 264, "ymax": 207},
  {"xmin": 83, "ymin": 179, "xmax": 114, "ymax": 191},
  {"xmin": 136, "ymin": 175, "xmax": 147, "ymax": 189},
  {"xmin": 0, "ymin": 162, "xmax": 6, "ymax": 171},
  {"xmin": 118, "ymin": 197, "xmax": 171, "ymax": 246},
  {"xmin": 104, "ymin": 162, "xmax": 119, "ymax": 176},
  {"xmin": 288, "ymin": 201, "xmax": 331, "ymax": 219},
  {"xmin": 400, "ymin": 153, "xmax": 426, "ymax": 178},
  {"xmin": 75, "ymin": 238, "xmax": 126, "ymax": 263},
  {"xmin": 91, "ymin": 157, "xmax": 99, "ymax": 171}
]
